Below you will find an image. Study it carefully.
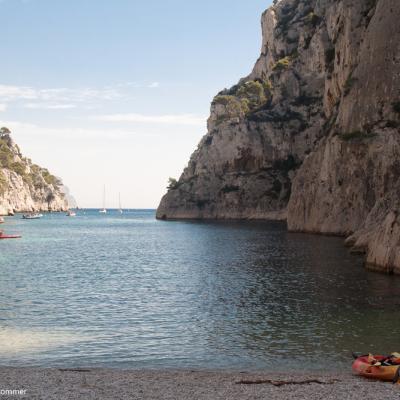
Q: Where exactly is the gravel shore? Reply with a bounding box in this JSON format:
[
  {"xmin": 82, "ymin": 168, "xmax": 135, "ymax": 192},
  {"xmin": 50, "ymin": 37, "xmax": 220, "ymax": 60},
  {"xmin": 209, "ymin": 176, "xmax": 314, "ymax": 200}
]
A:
[{"xmin": 0, "ymin": 368, "xmax": 399, "ymax": 399}]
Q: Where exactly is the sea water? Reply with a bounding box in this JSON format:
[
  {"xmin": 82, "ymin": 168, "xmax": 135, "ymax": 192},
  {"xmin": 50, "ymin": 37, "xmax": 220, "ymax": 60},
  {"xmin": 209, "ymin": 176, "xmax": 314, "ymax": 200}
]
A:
[{"xmin": 1, "ymin": 209, "xmax": 400, "ymax": 371}]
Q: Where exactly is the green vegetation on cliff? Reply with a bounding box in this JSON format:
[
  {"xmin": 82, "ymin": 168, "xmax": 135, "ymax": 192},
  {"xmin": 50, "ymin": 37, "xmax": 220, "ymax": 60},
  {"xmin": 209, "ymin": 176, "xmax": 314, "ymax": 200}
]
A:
[
  {"xmin": 213, "ymin": 79, "xmax": 273, "ymax": 123},
  {"xmin": 272, "ymin": 56, "xmax": 291, "ymax": 71},
  {"xmin": 339, "ymin": 131, "xmax": 377, "ymax": 141},
  {"xmin": 0, "ymin": 137, "xmax": 16, "ymax": 169},
  {"xmin": 0, "ymin": 127, "xmax": 62, "ymax": 193},
  {"xmin": 167, "ymin": 177, "xmax": 179, "ymax": 190}
]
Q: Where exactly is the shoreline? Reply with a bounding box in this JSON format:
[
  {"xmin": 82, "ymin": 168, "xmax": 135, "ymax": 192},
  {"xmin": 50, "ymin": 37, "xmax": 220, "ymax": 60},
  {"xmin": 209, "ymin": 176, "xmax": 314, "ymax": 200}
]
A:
[{"xmin": 0, "ymin": 367, "xmax": 398, "ymax": 399}]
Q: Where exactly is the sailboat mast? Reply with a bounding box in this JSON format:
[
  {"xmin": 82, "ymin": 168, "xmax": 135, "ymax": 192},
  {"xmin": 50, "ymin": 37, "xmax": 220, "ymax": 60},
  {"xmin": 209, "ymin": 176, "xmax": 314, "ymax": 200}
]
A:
[
  {"xmin": 118, "ymin": 192, "xmax": 123, "ymax": 213},
  {"xmin": 99, "ymin": 185, "xmax": 107, "ymax": 213}
]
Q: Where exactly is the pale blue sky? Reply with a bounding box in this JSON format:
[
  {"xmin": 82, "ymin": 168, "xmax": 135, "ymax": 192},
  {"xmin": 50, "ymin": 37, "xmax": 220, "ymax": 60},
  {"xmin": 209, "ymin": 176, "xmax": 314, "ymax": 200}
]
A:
[{"xmin": 0, "ymin": 0, "xmax": 272, "ymax": 208}]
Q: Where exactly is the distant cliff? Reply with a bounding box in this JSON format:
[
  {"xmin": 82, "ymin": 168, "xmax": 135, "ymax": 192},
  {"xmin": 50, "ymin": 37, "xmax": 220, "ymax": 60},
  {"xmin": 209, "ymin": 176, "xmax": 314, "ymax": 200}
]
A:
[
  {"xmin": 0, "ymin": 128, "xmax": 68, "ymax": 214},
  {"xmin": 157, "ymin": 0, "xmax": 400, "ymax": 273}
]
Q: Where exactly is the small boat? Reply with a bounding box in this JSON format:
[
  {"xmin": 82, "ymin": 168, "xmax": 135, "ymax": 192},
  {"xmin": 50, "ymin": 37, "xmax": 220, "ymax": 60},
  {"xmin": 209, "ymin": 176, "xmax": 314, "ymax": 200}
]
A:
[
  {"xmin": 66, "ymin": 210, "xmax": 76, "ymax": 217},
  {"xmin": 352, "ymin": 354, "xmax": 400, "ymax": 382},
  {"xmin": 0, "ymin": 217, "xmax": 4, "ymax": 224},
  {"xmin": 22, "ymin": 213, "xmax": 43, "ymax": 219},
  {"xmin": 0, "ymin": 231, "xmax": 21, "ymax": 239}
]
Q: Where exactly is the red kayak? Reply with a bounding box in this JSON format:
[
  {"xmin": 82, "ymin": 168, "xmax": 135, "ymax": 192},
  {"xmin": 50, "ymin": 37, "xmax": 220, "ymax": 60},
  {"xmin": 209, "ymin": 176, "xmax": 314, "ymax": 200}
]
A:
[{"xmin": 0, "ymin": 234, "xmax": 21, "ymax": 239}]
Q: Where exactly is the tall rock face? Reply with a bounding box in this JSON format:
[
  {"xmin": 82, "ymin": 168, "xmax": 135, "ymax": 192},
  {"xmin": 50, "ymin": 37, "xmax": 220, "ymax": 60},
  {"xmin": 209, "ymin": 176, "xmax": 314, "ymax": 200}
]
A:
[
  {"xmin": 157, "ymin": 0, "xmax": 400, "ymax": 273},
  {"xmin": 0, "ymin": 129, "xmax": 69, "ymax": 215},
  {"xmin": 286, "ymin": 0, "xmax": 400, "ymax": 273}
]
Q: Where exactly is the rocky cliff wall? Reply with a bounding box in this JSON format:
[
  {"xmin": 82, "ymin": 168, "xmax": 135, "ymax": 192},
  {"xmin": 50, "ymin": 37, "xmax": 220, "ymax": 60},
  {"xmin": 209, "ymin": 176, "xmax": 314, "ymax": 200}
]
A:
[
  {"xmin": 0, "ymin": 129, "xmax": 68, "ymax": 215},
  {"xmin": 286, "ymin": 0, "xmax": 400, "ymax": 273},
  {"xmin": 157, "ymin": 0, "xmax": 400, "ymax": 273}
]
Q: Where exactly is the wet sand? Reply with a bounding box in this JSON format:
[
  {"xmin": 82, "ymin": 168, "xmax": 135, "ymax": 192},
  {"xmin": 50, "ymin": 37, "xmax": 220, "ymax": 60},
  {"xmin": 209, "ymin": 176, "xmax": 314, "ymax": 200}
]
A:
[{"xmin": 0, "ymin": 368, "xmax": 399, "ymax": 399}]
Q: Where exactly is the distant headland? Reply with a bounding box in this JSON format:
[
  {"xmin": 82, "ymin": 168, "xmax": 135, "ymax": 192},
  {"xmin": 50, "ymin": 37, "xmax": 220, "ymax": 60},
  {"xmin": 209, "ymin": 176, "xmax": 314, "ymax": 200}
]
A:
[{"xmin": 0, "ymin": 127, "xmax": 71, "ymax": 215}]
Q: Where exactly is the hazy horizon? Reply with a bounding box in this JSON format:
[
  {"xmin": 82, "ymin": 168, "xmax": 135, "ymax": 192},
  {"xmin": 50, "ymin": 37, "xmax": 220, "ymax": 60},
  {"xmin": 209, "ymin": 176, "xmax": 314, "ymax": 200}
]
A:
[{"xmin": 1, "ymin": 0, "xmax": 272, "ymax": 208}]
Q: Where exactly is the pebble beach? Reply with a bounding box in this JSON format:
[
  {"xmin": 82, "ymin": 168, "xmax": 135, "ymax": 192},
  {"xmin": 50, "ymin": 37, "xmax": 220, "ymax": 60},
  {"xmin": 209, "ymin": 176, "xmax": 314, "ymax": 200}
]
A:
[{"xmin": 0, "ymin": 368, "xmax": 399, "ymax": 400}]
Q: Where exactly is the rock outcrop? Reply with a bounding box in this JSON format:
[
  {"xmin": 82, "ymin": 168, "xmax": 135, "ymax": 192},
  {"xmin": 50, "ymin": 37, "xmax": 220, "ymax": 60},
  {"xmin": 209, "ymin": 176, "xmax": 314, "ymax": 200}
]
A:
[
  {"xmin": 0, "ymin": 128, "xmax": 69, "ymax": 215},
  {"xmin": 157, "ymin": 0, "xmax": 400, "ymax": 273}
]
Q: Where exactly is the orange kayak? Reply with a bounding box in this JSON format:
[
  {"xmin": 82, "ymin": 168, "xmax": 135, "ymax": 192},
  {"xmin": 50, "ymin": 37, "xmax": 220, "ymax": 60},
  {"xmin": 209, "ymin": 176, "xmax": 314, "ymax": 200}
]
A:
[{"xmin": 352, "ymin": 355, "xmax": 400, "ymax": 381}]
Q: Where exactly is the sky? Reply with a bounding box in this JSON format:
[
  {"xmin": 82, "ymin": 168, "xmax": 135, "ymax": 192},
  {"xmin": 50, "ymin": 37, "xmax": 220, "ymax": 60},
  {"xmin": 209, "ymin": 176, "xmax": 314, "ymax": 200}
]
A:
[{"xmin": 0, "ymin": 0, "xmax": 272, "ymax": 208}]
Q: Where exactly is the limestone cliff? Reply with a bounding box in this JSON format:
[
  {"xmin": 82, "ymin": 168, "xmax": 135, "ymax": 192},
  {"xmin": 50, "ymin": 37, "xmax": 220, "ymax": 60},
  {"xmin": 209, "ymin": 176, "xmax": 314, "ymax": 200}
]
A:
[
  {"xmin": 0, "ymin": 128, "xmax": 69, "ymax": 215},
  {"xmin": 157, "ymin": 0, "xmax": 400, "ymax": 273}
]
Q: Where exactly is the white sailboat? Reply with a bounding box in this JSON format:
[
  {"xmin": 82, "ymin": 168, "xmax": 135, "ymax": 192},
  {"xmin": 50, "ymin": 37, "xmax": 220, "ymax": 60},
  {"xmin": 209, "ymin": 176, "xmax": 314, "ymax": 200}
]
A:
[
  {"xmin": 118, "ymin": 193, "xmax": 123, "ymax": 214},
  {"xmin": 99, "ymin": 185, "xmax": 107, "ymax": 214}
]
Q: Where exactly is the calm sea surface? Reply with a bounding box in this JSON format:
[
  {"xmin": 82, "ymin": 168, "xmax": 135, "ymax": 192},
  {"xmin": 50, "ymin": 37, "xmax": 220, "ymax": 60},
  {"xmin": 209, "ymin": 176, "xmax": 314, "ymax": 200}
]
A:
[{"xmin": 1, "ymin": 209, "xmax": 400, "ymax": 371}]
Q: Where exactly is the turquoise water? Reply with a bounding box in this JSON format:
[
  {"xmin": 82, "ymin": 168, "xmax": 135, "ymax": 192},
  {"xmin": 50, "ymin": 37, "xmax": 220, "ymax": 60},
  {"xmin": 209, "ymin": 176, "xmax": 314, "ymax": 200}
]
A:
[{"xmin": 1, "ymin": 209, "xmax": 400, "ymax": 371}]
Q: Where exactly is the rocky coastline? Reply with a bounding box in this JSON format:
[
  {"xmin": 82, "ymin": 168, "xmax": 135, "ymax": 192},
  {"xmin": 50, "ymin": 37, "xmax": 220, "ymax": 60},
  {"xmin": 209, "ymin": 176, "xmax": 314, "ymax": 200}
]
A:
[
  {"xmin": 157, "ymin": 0, "xmax": 400, "ymax": 274},
  {"xmin": 0, "ymin": 128, "xmax": 68, "ymax": 215}
]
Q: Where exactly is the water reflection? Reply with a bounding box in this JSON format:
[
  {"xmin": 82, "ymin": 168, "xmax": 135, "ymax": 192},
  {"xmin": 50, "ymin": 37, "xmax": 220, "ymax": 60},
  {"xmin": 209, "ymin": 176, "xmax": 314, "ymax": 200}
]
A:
[
  {"xmin": 0, "ymin": 211, "xmax": 400, "ymax": 369},
  {"xmin": 0, "ymin": 328, "xmax": 87, "ymax": 354}
]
